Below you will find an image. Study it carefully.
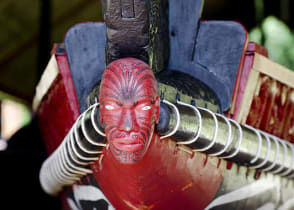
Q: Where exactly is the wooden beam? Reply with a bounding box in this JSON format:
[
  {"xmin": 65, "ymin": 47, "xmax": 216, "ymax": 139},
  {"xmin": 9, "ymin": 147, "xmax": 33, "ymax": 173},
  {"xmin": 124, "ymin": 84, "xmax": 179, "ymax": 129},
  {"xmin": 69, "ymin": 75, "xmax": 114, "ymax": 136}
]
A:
[{"xmin": 253, "ymin": 53, "xmax": 294, "ymax": 89}]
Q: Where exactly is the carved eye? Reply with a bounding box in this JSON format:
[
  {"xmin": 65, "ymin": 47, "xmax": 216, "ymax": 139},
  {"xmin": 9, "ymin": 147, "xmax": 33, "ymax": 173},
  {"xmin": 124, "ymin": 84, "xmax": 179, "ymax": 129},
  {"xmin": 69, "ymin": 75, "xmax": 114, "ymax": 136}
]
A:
[
  {"xmin": 142, "ymin": 106, "xmax": 151, "ymax": 111},
  {"xmin": 105, "ymin": 105, "xmax": 114, "ymax": 110}
]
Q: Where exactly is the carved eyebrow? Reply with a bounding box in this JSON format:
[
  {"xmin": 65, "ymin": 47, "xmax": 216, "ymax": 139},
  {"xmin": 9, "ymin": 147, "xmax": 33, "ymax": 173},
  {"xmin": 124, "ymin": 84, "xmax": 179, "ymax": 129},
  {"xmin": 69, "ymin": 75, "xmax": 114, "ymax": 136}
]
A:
[
  {"xmin": 100, "ymin": 94, "xmax": 119, "ymax": 101},
  {"xmin": 116, "ymin": 101, "xmax": 123, "ymax": 106},
  {"xmin": 101, "ymin": 98, "xmax": 122, "ymax": 106},
  {"xmin": 133, "ymin": 99, "xmax": 154, "ymax": 106},
  {"xmin": 136, "ymin": 95, "xmax": 155, "ymax": 100}
]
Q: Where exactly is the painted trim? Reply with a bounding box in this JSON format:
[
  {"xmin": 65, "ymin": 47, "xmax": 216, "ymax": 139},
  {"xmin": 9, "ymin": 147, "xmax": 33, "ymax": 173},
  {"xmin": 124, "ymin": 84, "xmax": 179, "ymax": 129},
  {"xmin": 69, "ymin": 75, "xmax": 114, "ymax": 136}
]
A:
[{"xmin": 32, "ymin": 55, "xmax": 59, "ymax": 111}]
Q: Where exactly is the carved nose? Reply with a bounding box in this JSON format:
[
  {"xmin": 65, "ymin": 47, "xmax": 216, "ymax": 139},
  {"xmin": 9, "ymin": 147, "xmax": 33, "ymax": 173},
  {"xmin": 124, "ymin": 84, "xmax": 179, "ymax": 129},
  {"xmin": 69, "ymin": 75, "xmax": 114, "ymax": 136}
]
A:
[
  {"xmin": 123, "ymin": 119, "xmax": 132, "ymax": 132},
  {"xmin": 119, "ymin": 109, "xmax": 134, "ymax": 132}
]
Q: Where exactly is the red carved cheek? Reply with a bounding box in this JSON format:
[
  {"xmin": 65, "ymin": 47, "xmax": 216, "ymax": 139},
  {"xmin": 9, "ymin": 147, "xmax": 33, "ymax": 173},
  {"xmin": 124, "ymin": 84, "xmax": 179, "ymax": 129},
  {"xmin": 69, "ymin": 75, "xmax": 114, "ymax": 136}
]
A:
[{"xmin": 100, "ymin": 108, "xmax": 120, "ymax": 136}]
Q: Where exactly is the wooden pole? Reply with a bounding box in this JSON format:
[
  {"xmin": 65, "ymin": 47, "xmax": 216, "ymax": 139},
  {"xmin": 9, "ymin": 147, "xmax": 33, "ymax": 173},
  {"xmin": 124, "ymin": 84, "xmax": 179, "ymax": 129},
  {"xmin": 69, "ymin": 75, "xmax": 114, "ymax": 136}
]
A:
[{"xmin": 37, "ymin": 0, "xmax": 52, "ymax": 80}]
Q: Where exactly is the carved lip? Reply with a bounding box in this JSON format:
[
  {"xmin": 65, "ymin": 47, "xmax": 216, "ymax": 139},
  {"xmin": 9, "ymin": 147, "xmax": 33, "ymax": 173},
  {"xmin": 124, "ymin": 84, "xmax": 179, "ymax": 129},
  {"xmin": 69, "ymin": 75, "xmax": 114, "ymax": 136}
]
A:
[{"xmin": 112, "ymin": 138, "xmax": 143, "ymax": 152}]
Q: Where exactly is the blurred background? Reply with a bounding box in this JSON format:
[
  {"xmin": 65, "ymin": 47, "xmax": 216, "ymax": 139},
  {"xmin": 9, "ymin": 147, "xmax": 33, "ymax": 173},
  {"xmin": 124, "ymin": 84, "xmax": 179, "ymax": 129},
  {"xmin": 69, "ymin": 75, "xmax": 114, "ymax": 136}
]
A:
[{"xmin": 0, "ymin": 0, "xmax": 294, "ymax": 143}]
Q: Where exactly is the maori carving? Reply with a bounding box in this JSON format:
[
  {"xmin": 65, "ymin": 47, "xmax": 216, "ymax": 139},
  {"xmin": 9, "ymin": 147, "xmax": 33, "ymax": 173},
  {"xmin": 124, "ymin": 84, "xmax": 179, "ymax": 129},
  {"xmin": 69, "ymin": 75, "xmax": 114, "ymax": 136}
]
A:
[
  {"xmin": 37, "ymin": 0, "xmax": 294, "ymax": 209},
  {"xmin": 99, "ymin": 58, "xmax": 160, "ymax": 164},
  {"xmin": 40, "ymin": 59, "xmax": 294, "ymax": 196},
  {"xmin": 39, "ymin": 57, "xmax": 294, "ymax": 210},
  {"xmin": 101, "ymin": 0, "xmax": 150, "ymax": 64}
]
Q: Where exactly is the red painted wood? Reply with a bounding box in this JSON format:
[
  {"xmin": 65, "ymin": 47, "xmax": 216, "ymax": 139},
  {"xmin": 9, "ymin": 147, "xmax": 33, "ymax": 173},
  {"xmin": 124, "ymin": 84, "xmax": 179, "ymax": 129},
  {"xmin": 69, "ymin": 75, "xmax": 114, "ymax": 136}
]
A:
[
  {"xmin": 230, "ymin": 42, "xmax": 294, "ymax": 142},
  {"xmin": 56, "ymin": 49, "xmax": 80, "ymax": 120},
  {"xmin": 229, "ymin": 23, "xmax": 248, "ymax": 116},
  {"xmin": 246, "ymin": 75, "xmax": 272, "ymax": 128},
  {"xmin": 246, "ymin": 42, "xmax": 268, "ymax": 57},
  {"xmin": 282, "ymin": 97, "xmax": 294, "ymax": 142},
  {"xmin": 230, "ymin": 42, "xmax": 268, "ymax": 120},
  {"xmin": 93, "ymin": 135, "xmax": 225, "ymax": 210},
  {"xmin": 37, "ymin": 45, "xmax": 80, "ymax": 154},
  {"xmin": 246, "ymin": 75, "xmax": 294, "ymax": 142},
  {"xmin": 259, "ymin": 81, "xmax": 285, "ymax": 137}
]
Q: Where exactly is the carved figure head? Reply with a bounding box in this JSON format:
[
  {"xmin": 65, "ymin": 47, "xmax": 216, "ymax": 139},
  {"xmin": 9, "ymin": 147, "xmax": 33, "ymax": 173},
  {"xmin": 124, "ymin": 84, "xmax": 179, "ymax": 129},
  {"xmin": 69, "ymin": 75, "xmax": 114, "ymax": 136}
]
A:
[{"xmin": 99, "ymin": 58, "xmax": 160, "ymax": 164}]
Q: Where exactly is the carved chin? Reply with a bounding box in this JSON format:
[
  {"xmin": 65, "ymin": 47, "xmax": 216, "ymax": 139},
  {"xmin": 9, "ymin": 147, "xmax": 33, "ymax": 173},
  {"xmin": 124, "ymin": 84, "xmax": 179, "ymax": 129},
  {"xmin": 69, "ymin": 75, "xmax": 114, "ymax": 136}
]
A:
[
  {"xmin": 110, "ymin": 146, "xmax": 144, "ymax": 164},
  {"xmin": 109, "ymin": 137, "xmax": 152, "ymax": 164},
  {"xmin": 108, "ymin": 126, "xmax": 155, "ymax": 164}
]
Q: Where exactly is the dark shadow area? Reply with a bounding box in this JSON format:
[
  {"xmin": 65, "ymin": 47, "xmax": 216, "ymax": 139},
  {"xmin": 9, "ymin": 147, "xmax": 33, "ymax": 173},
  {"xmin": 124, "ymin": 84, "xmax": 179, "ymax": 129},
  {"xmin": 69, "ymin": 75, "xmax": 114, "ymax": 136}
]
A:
[{"xmin": 0, "ymin": 117, "xmax": 61, "ymax": 210}]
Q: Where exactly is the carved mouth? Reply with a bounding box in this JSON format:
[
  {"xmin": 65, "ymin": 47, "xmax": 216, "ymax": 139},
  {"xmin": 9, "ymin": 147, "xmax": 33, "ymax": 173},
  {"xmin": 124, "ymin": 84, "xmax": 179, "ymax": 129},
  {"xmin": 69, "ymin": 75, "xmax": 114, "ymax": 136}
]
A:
[
  {"xmin": 112, "ymin": 141, "xmax": 143, "ymax": 152},
  {"xmin": 111, "ymin": 134, "xmax": 144, "ymax": 152}
]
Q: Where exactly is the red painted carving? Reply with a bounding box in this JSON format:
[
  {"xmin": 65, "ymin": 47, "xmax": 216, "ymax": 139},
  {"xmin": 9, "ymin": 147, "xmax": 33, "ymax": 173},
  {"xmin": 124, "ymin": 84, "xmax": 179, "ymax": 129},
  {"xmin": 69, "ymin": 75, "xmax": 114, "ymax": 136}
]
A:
[
  {"xmin": 38, "ymin": 56, "xmax": 225, "ymax": 209},
  {"xmin": 95, "ymin": 58, "xmax": 224, "ymax": 209},
  {"xmin": 93, "ymin": 135, "xmax": 224, "ymax": 210},
  {"xmin": 99, "ymin": 58, "xmax": 160, "ymax": 164}
]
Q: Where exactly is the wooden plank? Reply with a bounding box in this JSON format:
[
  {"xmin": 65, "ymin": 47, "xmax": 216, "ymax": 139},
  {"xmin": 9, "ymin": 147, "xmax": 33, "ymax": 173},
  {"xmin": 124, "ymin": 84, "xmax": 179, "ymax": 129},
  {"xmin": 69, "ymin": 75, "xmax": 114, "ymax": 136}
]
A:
[
  {"xmin": 253, "ymin": 53, "xmax": 294, "ymax": 89},
  {"xmin": 32, "ymin": 55, "xmax": 59, "ymax": 111},
  {"xmin": 235, "ymin": 69, "xmax": 260, "ymax": 124},
  {"xmin": 229, "ymin": 42, "xmax": 268, "ymax": 118}
]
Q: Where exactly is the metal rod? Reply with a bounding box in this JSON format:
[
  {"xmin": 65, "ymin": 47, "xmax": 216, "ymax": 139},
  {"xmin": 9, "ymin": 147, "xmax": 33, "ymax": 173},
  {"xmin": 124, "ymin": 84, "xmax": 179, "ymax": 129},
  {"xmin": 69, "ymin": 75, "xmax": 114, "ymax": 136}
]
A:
[{"xmin": 159, "ymin": 100, "xmax": 294, "ymax": 178}]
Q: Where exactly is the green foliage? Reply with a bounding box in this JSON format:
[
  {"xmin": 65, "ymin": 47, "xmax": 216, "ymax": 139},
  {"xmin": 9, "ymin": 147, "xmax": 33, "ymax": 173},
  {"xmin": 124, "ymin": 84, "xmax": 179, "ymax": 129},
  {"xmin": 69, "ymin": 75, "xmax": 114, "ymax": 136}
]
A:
[
  {"xmin": 249, "ymin": 16, "xmax": 294, "ymax": 71},
  {"xmin": 0, "ymin": 91, "xmax": 31, "ymax": 128}
]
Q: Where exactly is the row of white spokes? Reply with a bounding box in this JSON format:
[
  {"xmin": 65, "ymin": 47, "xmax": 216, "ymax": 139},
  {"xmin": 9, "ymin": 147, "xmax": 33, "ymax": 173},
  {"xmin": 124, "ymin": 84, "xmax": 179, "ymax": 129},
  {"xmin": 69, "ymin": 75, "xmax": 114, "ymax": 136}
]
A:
[{"xmin": 39, "ymin": 103, "xmax": 106, "ymax": 195}]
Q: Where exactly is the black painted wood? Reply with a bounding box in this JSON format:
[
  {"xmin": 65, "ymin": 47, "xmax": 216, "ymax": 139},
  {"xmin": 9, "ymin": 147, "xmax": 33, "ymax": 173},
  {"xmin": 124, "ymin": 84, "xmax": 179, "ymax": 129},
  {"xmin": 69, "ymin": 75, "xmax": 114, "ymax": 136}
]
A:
[
  {"xmin": 101, "ymin": 0, "xmax": 149, "ymax": 64},
  {"xmin": 149, "ymin": 0, "xmax": 169, "ymax": 74}
]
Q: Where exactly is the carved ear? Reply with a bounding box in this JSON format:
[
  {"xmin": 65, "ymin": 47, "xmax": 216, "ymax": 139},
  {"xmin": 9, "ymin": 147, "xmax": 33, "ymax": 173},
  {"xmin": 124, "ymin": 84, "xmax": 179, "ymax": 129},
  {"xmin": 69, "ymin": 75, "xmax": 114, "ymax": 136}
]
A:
[
  {"xmin": 155, "ymin": 96, "xmax": 160, "ymax": 124},
  {"xmin": 156, "ymin": 101, "xmax": 170, "ymax": 134}
]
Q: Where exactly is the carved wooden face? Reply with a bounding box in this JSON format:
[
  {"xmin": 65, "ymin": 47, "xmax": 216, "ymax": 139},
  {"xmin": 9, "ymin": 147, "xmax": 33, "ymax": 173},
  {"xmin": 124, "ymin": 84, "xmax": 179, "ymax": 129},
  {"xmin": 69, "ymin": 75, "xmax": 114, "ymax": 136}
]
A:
[{"xmin": 99, "ymin": 58, "xmax": 160, "ymax": 164}]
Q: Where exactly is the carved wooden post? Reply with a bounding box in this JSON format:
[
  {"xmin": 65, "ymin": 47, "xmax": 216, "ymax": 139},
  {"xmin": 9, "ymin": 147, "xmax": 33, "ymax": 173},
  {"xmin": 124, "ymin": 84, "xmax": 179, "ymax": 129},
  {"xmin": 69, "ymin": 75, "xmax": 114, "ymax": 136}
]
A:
[
  {"xmin": 101, "ymin": 0, "xmax": 150, "ymax": 64},
  {"xmin": 148, "ymin": 0, "xmax": 169, "ymax": 74},
  {"xmin": 101, "ymin": 0, "xmax": 169, "ymax": 74}
]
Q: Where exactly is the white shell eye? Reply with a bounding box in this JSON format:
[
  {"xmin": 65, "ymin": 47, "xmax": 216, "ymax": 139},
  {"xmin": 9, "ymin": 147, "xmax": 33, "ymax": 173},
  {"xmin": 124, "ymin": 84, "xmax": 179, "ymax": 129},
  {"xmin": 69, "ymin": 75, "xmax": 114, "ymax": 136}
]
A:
[
  {"xmin": 105, "ymin": 105, "xmax": 114, "ymax": 110},
  {"xmin": 142, "ymin": 106, "xmax": 151, "ymax": 111}
]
